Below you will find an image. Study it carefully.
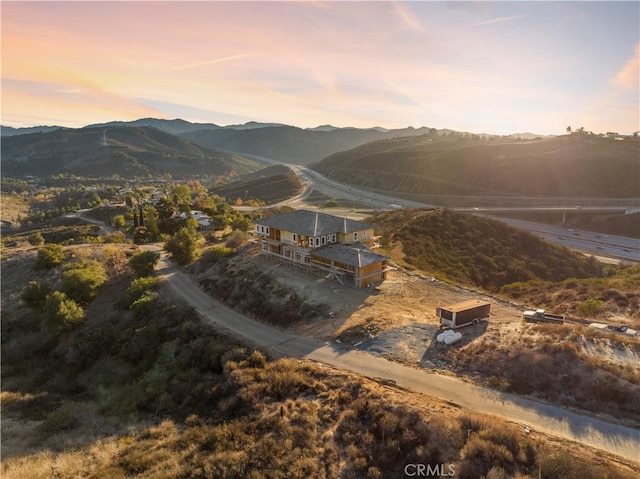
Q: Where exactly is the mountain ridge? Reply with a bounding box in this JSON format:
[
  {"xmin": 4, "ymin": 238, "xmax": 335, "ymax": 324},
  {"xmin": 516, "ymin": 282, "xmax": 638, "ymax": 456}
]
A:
[
  {"xmin": 312, "ymin": 134, "xmax": 640, "ymax": 199},
  {"xmin": 0, "ymin": 125, "xmax": 260, "ymax": 179}
]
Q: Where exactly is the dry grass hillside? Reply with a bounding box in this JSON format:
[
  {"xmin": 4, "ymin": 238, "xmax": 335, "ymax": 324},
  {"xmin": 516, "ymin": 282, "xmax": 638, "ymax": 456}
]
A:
[
  {"xmin": 2, "ymin": 244, "xmax": 639, "ymax": 478},
  {"xmin": 1, "ymin": 126, "xmax": 261, "ymax": 178},
  {"xmin": 189, "ymin": 241, "xmax": 639, "ymax": 424},
  {"xmin": 211, "ymin": 164, "xmax": 303, "ymax": 204}
]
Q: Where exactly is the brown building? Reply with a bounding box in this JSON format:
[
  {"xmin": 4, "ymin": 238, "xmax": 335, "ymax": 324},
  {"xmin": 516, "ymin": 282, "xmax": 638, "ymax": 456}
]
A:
[{"xmin": 254, "ymin": 210, "xmax": 390, "ymax": 287}]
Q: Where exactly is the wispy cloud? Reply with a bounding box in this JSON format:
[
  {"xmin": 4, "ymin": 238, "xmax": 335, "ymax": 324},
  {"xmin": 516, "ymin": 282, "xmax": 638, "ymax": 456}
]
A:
[
  {"xmin": 391, "ymin": 1, "xmax": 422, "ymax": 31},
  {"xmin": 169, "ymin": 52, "xmax": 256, "ymax": 71},
  {"xmin": 472, "ymin": 15, "xmax": 526, "ymax": 27},
  {"xmin": 614, "ymin": 44, "xmax": 640, "ymax": 90}
]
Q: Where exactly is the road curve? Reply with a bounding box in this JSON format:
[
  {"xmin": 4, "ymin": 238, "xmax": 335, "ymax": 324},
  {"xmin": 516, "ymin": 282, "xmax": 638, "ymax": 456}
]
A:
[{"xmin": 149, "ymin": 247, "xmax": 640, "ymax": 463}]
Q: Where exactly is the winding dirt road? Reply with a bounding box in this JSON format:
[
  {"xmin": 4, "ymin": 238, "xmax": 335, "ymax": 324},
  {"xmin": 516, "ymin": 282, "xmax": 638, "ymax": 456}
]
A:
[{"xmin": 150, "ymin": 247, "xmax": 640, "ymax": 463}]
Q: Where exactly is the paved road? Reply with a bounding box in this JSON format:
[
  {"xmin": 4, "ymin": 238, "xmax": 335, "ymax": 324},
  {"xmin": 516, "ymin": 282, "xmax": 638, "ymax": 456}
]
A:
[
  {"xmin": 238, "ymin": 153, "xmax": 639, "ymax": 262},
  {"xmin": 149, "ymin": 246, "xmax": 640, "ymax": 463},
  {"xmin": 488, "ymin": 216, "xmax": 640, "ymax": 262}
]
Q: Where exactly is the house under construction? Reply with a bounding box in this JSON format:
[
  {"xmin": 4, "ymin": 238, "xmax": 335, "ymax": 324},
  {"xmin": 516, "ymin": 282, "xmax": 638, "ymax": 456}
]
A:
[{"xmin": 253, "ymin": 210, "xmax": 390, "ymax": 288}]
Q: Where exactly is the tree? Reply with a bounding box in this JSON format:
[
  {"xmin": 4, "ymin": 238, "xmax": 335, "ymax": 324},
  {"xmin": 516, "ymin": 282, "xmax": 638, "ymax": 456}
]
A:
[
  {"xmin": 325, "ymin": 199, "xmax": 338, "ymax": 208},
  {"xmin": 61, "ymin": 260, "xmax": 107, "ymax": 303},
  {"xmin": 133, "ymin": 226, "xmax": 149, "ymax": 244},
  {"xmin": 43, "ymin": 291, "xmax": 84, "ymax": 333},
  {"xmin": 156, "ymin": 196, "xmax": 177, "ymax": 219},
  {"xmin": 230, "ymin": 214, "xmax": 252, "ymax": 232},
  {"xmin": 36, "ymin": 244, "xmax": 65, "ymax": 269},
  {"xmin": 113, "ymin": 215, "xmax": 126, "ymax": 229},
  {"xmin": 165, "ymin": 226, "xmax": 201, "ymax": 265},
  {"xmin": 171, "ymin": 184, "xmax": 192, "ymax": 205},
  {"xmin": 143, "ymin": 206, "xmax": 160, "ymax": 238},
  {"xmin": 21, "ymin": 280, "xmax": 52, "ymax": 312},
  {"xmin": 129, "ymin": 250, "xmax": 159, "ymax": 277},
  {"xmin": 566, "ymin": 126, "xmax": 572, "ymax": 134}
]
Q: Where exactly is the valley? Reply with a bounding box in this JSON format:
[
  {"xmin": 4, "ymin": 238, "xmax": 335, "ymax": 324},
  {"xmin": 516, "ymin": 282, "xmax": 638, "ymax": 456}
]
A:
[{"xmin": 1, "ymin": 120, "xmax": 639, "ymax": 478}]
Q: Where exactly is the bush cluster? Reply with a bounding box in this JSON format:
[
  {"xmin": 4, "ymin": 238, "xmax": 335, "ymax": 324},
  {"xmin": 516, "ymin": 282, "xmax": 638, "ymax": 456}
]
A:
[{"xmin": 375, "ymin": 209, "xmax": 603, "ymax": 291}]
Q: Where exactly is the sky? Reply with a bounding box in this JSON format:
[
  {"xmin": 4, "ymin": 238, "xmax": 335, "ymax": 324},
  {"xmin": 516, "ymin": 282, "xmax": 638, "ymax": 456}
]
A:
[{"xmin": 2, "ymin": 1, "xmax": 639, "ymax": 135}]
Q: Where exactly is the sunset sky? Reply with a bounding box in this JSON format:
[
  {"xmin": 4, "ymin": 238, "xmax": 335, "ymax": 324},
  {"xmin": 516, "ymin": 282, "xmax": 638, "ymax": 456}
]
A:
[{"xmin": 2, "ymin": 1, "xmax": 639, "ymax": 135}]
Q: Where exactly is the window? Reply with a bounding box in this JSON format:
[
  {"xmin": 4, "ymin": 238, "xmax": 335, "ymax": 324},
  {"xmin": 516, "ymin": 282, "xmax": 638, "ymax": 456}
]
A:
[
  {"xmin": 321, "ymin": 236, "xmax": 326, "ymax": 245},
  {"xmin": 331, "ymin": 234, "xmax": 337, "ymax": 243},
  {"xmin": 293, "ymin": 233, "xmax": 297, "ymax": 243},
  {"xmin": 262, "ymin": 241, "xmax": 268, "ymax": 251},
  {"xmin": 266, "ymin": 227, "xmax": 270, "ymax": 235},
  {"xmin": 310, "ymin": 238, "xmax": 315, "ymax": 247},
  {"xmin": 354, "ymin": 232, "xmax": 358, "ymax": 241}
]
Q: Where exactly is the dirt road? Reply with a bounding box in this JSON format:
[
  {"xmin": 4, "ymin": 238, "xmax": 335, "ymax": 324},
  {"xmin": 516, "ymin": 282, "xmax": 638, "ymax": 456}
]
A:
[{"xmin": 150, "ymin": 246, "xmax": 640, "ymax": 463}]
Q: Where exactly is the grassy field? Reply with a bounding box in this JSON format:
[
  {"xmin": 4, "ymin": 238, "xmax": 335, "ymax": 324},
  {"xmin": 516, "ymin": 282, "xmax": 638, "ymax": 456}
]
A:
[{"xmin": 1, "ymin": 193, "xmax": 30, "ymax": 227}]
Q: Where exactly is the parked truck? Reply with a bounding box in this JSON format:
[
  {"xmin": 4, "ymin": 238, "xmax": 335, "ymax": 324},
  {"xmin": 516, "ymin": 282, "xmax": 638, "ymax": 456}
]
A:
[
  {"xmin": 522, "ymin": 309, "xmax": 565, "ymax": 324},
  {"xmin": 437, "ymin": 300, "xmax": 491, "ymax": 329}
]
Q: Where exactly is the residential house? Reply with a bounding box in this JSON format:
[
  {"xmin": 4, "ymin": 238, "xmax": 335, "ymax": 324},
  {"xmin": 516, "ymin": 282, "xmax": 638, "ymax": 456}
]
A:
[
  {"xmin": 179, "ymin": 210, "xmax": 211, "ymax": 229},
  {"xmin": 254, "ymin": 210, "xmax": 389, "ymax": 288}
]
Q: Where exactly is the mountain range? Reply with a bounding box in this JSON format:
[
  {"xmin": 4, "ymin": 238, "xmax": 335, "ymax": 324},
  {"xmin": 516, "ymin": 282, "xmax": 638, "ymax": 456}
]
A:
[
  {"xmin": 2, "ymin": 118, "xmax": 483, "ymax": 168},
  {"xmin": 3, "ymin": 118, "xmax": 637, "ymax": 202}
]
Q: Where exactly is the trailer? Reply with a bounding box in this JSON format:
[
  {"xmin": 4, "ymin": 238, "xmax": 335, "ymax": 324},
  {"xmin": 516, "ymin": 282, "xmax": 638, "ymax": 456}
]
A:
[
  {"xmin": 522, "ymin": 309, "xmax": 565, "ymax": 324},
  {"xmin": 437, "ymin": 300, "xmax": 491, "ymax": 329}
]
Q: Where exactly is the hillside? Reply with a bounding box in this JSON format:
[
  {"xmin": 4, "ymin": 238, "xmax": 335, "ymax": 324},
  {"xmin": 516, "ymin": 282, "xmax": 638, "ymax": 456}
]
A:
[
  {"xmin": 211, "ymin": 164, "xmax": 303, "ymax": 204},
  {"xmin": 183, "ymin": 124, "xmax": 431, "ymax": 165},
  {"xmin": 373, "ymin": 208, "xmax": 604, "ymax": 292},
  {"xmin": 0, "ymin": 126, "xmax": 261, "ymax": 179},
  {"xmin": 313, "ymin": 134, "xmax": 640, "ymax": 199},
  {"xmin": 2, "ymin": 245, "xmax": 638, "ymax": 478}
]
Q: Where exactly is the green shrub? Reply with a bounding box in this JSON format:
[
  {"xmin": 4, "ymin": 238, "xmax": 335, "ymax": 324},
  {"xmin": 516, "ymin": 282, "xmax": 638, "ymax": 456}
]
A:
[
  {"xmin": 21, "ymin": 280, "xmax": 52, "ymax": 311},
  {"xmin": 204, "ymin": 246, "xmax": 235, "ymax": 264},
  {"xmin": 43, "ymin": 291, "xmax": 84, "ymax": 332},
  {"xmin": 129, "ymin": 250, "xmax": 160, "ymax": 277},
  {"xmin": 35, "ymin": 243, "xmax": 64, "ymax": 269},
  {"xmin": 28, "ymin": 231, "xmax": 45, "ymax": 246},
  {"xmin": 577, "ymin": 298, "xmax": 604, "ymax": 317},
  {"xmin": 103, "ymin": 231, "xmax": 127, "ymax": 243},
  {"xmin": 40, "ymin": 400, "xmax": 81, "ymax": 432},
  {"xmin": 130, "ymin": 292, "xmax": 158, "ymax": 320},
  {"xmin": 61, "ymin": 260, "xmax": 107, "ymax": 303},
  {"xmin": 113, "ymin": 215, "xmax": 126, "ymax": 229},
  {"xmin": 126, "ymin": 277, "xmax": 159, "ymax": 304}
]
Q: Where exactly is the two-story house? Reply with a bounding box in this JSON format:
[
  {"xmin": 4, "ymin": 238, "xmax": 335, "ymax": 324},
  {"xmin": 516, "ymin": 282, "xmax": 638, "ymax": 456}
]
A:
[{"xmin": 254, "ymin": 209, "xmax": 389, "ymax": 288}]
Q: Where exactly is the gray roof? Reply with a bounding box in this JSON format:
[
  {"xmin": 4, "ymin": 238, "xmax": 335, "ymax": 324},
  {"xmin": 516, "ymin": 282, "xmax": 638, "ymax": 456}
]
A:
[
  {"xmin": 311, "ymin": 244, "xmax": 388, "ymax": 268},
  {"xmin": 255, "ymin": 210, "xmax": 375, "ymax": 237}
]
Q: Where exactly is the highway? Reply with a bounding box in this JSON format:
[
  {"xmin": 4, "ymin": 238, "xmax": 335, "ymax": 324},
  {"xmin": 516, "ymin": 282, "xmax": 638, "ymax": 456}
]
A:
[
  {"xmin": 239, "ymin": 152, "xmax": 639, "ymax": 262},
  {"xmin": 485, "ymin": 216, "xmax": 640, "ymax": 262},
  {"xmin": 148, "ymin": 245, "xmax": 640, "ymax": 463}
]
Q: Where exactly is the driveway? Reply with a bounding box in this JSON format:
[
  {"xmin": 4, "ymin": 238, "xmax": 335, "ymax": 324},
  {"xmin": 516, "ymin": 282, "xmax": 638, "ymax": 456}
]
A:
[{"xmin": 149, "ymin": 246, "xmax": 640, "ymax": 463}]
